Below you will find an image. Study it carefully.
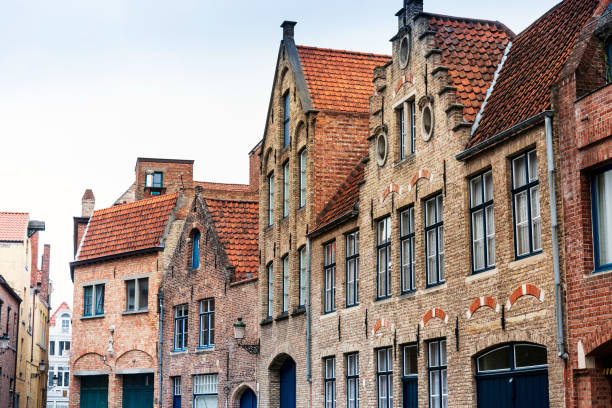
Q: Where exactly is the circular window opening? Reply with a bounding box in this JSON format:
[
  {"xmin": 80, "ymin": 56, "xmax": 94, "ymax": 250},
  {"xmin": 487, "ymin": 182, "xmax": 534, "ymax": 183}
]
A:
[
  {"xmin": 421, "ymin": 104, "xmax": 434, "ymax": 141},
  {"xmin": 376, "ymin": 133, "xmax": 388, "ymax": 166},
  {"xmin": 399, "ymin": 34, "xmax": 410, "ymax": 68}
]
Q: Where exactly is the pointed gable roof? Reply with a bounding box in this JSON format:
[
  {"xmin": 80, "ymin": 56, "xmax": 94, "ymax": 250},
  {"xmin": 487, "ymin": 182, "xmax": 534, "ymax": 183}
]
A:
[
  {"xmin": 76, "ymin": 193, "xmax": 179, "ymax": 261},
  {"xmin": 0, "ymin": 212, "xmax": 29, "ymax": 242},
  {"xmin": 468, "ymin": 0, "xmax": 601, "ymax": 148},
  {"xmin": 50, "ymin": 302, "xmax": 71, "ymax": 326}
]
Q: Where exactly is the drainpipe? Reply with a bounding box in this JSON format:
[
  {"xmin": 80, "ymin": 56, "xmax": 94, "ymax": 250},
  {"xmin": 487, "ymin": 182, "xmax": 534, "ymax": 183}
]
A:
[
  {"xmin": 545, "ymin": 113, "xmax": 568, "ymax": 360},
  {"xmin": 306, "ymin": 237, "xmax": 312, "ymax": 384},
  {"xmin": 158, "ymin": 291, "xmax": 164, "ymax": 406}
]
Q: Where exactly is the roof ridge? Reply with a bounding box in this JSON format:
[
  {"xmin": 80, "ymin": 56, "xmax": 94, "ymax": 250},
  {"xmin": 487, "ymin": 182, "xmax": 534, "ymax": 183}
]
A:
[
  {"xmin": 94, "ymin": 192, "xmax": 179, "ymax": 215},
  {"xmin": 421, "ymin": 11, "xmax": 516, "ymax": 36},
  {"xmin": 0, "ymin": 211, "xmax": 29, "ymax": 215},
  {"xmin": 296, "ymin": 44, "xmax": 391, "ymax": 58}
]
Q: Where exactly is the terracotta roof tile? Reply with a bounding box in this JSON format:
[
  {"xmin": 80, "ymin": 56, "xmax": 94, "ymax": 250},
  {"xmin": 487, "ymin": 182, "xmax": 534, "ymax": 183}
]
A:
[
  {"xmin": 469, "ymin": 0, "xmax": 600, "ymax": 147},
  {"xmin": 77, "ymin": 193, "xmax": 178, "ymax": 261},
  {"xmin": 50, "ymin": 302, "xmax": 71, "ymax": 326},
  {"xmin": 205, "ymin": 198, "xmax": 259, "ymax": 282},
  {"xmin": 0, "ymin": 212, "xmax": 29, "ymax": 242},
  {"xmin": 314, "ymin": 158, "xmax": 365, "ymax": 232},
  {"xmin": 297, "ymin": 46, "xmax": 391, "ymax": 113},
  {"xmin": 427, "ymin": 14, "xmax": 514, "ymax": 122}
]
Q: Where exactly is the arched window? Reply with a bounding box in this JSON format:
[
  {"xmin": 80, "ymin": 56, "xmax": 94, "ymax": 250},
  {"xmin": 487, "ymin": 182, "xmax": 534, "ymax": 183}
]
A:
[
  {"xmin": 191, "ymin": 230, "xmax": 201, "ymax": 269},
  {"xmin": 61, "ymin": 313, "xmax": 70, "ymax": 332}
]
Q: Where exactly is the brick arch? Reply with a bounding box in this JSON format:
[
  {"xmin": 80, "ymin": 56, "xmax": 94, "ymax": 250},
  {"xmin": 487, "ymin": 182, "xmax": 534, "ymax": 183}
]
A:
[
  {"xmin": 380, "ymin": 183, "xmax": 402, "ymax": 203},
  {"xmin": 267, "ymin": 351, "xmax": 296, "ymax": 372},
  {"xmin": 407, "ymin": 169, "xmax": 432, "ymax": 192},
  {"xmin": 393, "ymin": 73, "xmax": 414, "ymax": 97},
  {"xmin": 73, "ymin": 352, "xmax": 106, "ymax": 371},
  {"xmin": 420, "ymin": 308, "xmax": 448, "ymax": 328},
  {"xmin": 372, "ymin": 317, "xmax": 394, "ymax": 337},
  {"xmin": 263, "ymin": 147, "xmax": 274, "ymax": 171},
  {"xmin": 294, "ymin": 120, "xmax": 306, "ymax": 147},
  {"xmin": 466, "ymin": 296, "xmax": 499, "ymax": 319},
  {"xmin": 582, "ymin": 319, "xmax": 612, "ymax": 356},
  {"xmin": 468, "ymin": 331, "xmax": 549, "ymax": 358},
  {"xmin": 231, "ymin": 382, "xmax": 257, "ymax": 408},
  {"xmin": 506, "ymin": 284, "xmax": 545, "ymax": 310},
  {"xmin": 115, "ymin": 349, "xmax": 154, "ymax": 371}
]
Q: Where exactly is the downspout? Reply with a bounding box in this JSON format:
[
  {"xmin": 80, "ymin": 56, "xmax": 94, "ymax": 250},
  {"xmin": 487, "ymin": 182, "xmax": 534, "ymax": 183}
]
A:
[
  {"xmin": 158, "ymin": 291, "xmax": 164, "ymax": 406},
  {"xmin": 306, "ymin": 237, "xmax": 312, "ymax": 384},
  {"xmin": 545, "ymin": 114, "xmax": 568, "ymax": 360}
]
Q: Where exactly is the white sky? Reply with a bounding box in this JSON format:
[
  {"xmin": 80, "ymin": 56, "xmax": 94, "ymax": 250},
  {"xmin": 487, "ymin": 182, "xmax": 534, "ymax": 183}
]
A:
[{"xmin": 0, "ymin": 0, "xmax": 559, "ymax": 311}]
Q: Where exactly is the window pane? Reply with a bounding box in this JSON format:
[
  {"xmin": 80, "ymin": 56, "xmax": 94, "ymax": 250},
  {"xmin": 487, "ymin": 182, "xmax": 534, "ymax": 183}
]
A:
[
  {"xmin": 514, "ymin": 344, "xmax": 547, "ymax": 367},
  {"xmin": 139, "ymin": 278, "xmax": 148, "ymax": 310},
  {"xmin": 300, "ymin": 150, "xmax": 307, "ymax": 207},
  {"xmin": 95, "ymin": 285, "xmax": 104, "ymax": 314},
  {"xmin": 403, "ymin": 345, "xmax": 417, "ymax": 375},
  {"xmin": 477, "ymin": 346, "xmax": 511, "ymax": 372},
  {"xmin": 515, "ymin": 191, "xmax": 529, "ymax": 255},
  {"xmin": 126, "ymin": 280, "xmax": 135, "ymax": 310},
  {"xmin": 429, "ymin": 342, "xmax": 439, "ymax": 367},
  {"xmin": 440, "ymin": 340, "xmax": 447, "ymax": 365},
  {"xmin": 528, "ymin": 150, "xmax": 538, "ymax": 181},
  {"xmin": 486, "ymin": 205, "xmax": 496, "ymax": 266},
  {"xmin": 513, "ymin": 155, "xmax": 527, "ymax": 188},
  {"xmin": 595, "ymin": 169, "xmax": 612, "ymax": 266},
  {"xmin": 531, "ymin": 186, "xmax": 541, "ymax": 251},
  {"xmin": 484, "ymin": 171, "xmax": 493, "ymax": 202},
  {"xmin": 437, "ymin": 195, "xmax": 443, "ymax": 221},
  {"xmin": 427, "ymin": 230, "xmax": 437, "ymax": 283},
  {"xmin": 426, "ymin": 198, "xmax": 436, "ymax": 226},
  {"xmin": 472, "ymin": 210, "xmax": 485, "ymax": 270},
  {"xmin": 470, "ymin": 176, "xmax": 483, "ymax": 207}
]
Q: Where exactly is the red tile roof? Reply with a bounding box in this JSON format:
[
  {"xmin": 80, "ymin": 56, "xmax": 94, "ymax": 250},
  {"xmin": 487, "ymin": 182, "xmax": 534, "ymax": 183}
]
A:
[
  {"xmin": 426, "ymin": 14, "xmax": 514, "ymax": 122},
  {"xmin": 0, "ymin": 212, "xmax": 29, "ymax": 242},
  {"xmin": 77, "ymin": 193, "xmax": 178, "ymax": 261},
  {"xmin": 297, "ymin": 46, "xmax": 391, "ymax": 113},
  {"xmin": 468, "ymin": 0, "xmax": 600, "ymax": 147},
  {"xmin": 50, "ymin": 302, "xmax": 71, "ymax": 326},
  {"xmin": 205, "ymin": 198, "xmax": 259, "ymax": 282},
  {"xmin": 314, "ymin": 158, "xmax": 365, "ymax": 232}
]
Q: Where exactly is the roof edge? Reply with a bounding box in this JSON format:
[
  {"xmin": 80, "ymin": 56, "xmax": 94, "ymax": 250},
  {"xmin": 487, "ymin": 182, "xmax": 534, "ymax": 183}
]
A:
[
  {"xmin": 417, "ymin": 11, "xmax": 516, "ymax": 38},
  {"xmin": 136, "ymin": 157, "xmax": 194, "ymax": 164},
  {"xmin": 70, "ymin": 246, "xmax": 165, "ymax": 281},
  {"xmin": 0, "ymin": 274, "xmax": 22, "ymax": 303},
  {"xmin": 308, "ymin": 210, "xmax": 358, "ymax": 239}
]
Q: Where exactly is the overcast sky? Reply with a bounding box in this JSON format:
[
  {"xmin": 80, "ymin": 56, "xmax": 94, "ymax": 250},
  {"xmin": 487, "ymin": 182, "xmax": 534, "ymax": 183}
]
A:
[{"xmin": 0, "ymin": 0, "xmax": 559, "ymax": 311}]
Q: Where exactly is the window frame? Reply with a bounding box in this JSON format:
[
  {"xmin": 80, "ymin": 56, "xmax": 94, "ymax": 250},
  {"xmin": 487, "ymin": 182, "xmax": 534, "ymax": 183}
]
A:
[
  {"xmin": 282, "ymin": 255, "xmax": 289, "ymax": 314},
  {"xmin": 299, "ymin": 149, "xmax": 307, "ymax": 208},
  {"xmin": 400, "ymin": 207, "xmax": 416, "ymax": 293},
  {"xmin": 376, "ymin": 216, "xmax": 392, "ymax": 300},
  {"xmin": 324, "ymin": 241, "xmax": 336, "ymax": 314},
  {"xmin": 345, "ymin": 230, "xmax": 360, "ymax": 307},
  {"xmin": 193, "ymin": 374, "xmax": 218, "ymax": 407},
  {"xmin": 591, "ymin": 166, "xmax": 612, "ymax": 272},
  {"xmin": 469, "ymin": 170, "xmax": 495, "ymax": 274},
  {"xmin": 511, "ymin": 149, "xmax": 542, "ymax": 259},
  {"xmin": 173, "ymin": 304, "xmax": 188, "ymax": 351},
  {"xmin": 191, "ymin": 230, "xmax": 201, "ymax": 269},
  {"xmin": 425, "ymin": 194, "xmax": 444, "ymax": 287},
  {"xmin": 346, "ymin": 353, "xmax": 359, "ymax": 408},
  {"xmin": 399, "ymin": 101, "xmax": 416, "ymax": 160},
  {"xmin": 268, "ymin": 173, "xmax": 274, "ymax": 227},
  {"xmin": 125, "ymin": 277, "xmax": 149, "ymax": 312},
  {"xmin": 198, "ymin": 298, "xmax": 215, "ymax": 349},
  {"xmin": 83, "ymin": 284, "xmax": 104, "ymax": 316},
  {"xmin": 267, "ymin": 262, "xmax": 274, "ymax": 318},
  {"xmin": 324, "ymin": 356, "xmax": 336, "ymax": 408},
  {"xmin": 173, "ymin": 376, "xmax": 182, "ymax": 397},
  {"xmin": 283, "ymin": 161, "xmax": 290, "ymax": 218},
  {"xmin": 376, "ymin": 347, "xmax": 393, "ymax": 408},
  {"xmin": 299, "ymin": 246, "xmax": 307, "ymax": 308},
  {"xmin": 427, "ymin": 339, "xmax": 448, "ymax": 408}
]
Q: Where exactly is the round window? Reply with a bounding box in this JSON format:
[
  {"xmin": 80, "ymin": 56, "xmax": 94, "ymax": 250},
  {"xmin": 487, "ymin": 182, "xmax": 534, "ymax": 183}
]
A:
[
  {"xmin": 376, "ymin": 133, "xmax": 388, "ymax": 166},
  {"xmin": 421, "ymin": 103, "xmax": 434, "ymax": 142},
  {"xmin": 399, "ymin": 34, "xmax": 410, "ymax": 68}
]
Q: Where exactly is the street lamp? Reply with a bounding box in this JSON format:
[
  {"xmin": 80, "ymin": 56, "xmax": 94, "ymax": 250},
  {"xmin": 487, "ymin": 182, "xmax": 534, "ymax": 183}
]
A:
[
  {"xmin": 38, "ymin": 359, "xmax": 47, "ymax": 373},
  {"xmin": 233, "ymin": 318, "xmax": 259, "ymax": 355}
]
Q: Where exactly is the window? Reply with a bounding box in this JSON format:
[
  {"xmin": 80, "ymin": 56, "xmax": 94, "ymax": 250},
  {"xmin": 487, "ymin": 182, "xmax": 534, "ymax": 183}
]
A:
[
  {"xmin": 283, "ymin": 92, "xmax": 290, "ymax": 148},
  {"xmin": 592, "ymin": 167, "xmax": 612, "ymax": 271},
  {"xmin": 64, "ymin": 367, "xmax": 70, "ymax": 387},
  {"xmin": 145, "ymin": 171, "xmax": 163, "ymax": 188},
  {"xmin": 299, "ymin": 150, "xmax": 307, "ymax": 207},
  {"xmin": 346, "ymin": 231, "xmax": 359, "ymax": 307},
  {"xmin": 199, "ymin": 299, "xmax": 214, "ymax": 348},
  {"xmin": 377, "ymin": 217, "xmax": 391, "ymax": 299},
  {"xmin": 57, "ymin": 367, "xmax": 64, "ymax": 387},
  {"xmin": 173, "ymin": 304, "xmax": 188, "ymax": 351},
  {"xmin": 399, "ymin": 101, "xmax": 416, "ymax": 160},
  {"xmin": 346, "ymin": 353, "xmax": 359, "ymax": 408},
  {"xmin": 267, "ymin": 263, "xmax": 274, "ymax": 318},
  {"xmin": 512, "ymin": 149, "xmax": 541, "ymax": 257},
  {"xmin": 173, "ymin": 376, "xmax": 182, "ymax": 397},
  {"xmin": 125, "ymin": 278, "xmax": 149, "ymax": 312},
  {"xmin": 282, "ymin": 256, "xmax": 289, "ymax": 313},
  {"xmin": 192, "ymin": 230, "xmax": 201, "ymax": 269},
  {"xmin": 268, "ymin": 173, "xmax": 274, "ymax": 226},
  {"xmin": 83, "ymin": 284, "xmax": 104, "ymax": 316},
  {"xmin": 376, "ymin": 133, "xmax": 388, "ymax": 166},
  {"xmin": 403, "ymin": 344, "xmax": 418, "ymax": 406},
  {"xmin": 421, "ymin": 103, "xmax": 434, "ymax": 142},
  {"xmin": 324, "ymin": 241, "xmax": 336, "ymax": 313},
  {"xmin": 299, "ymin": 247, "xmax": 307, "ymax": 307},
  {"xmin": 61, "ymin": 314, "xmax": 70, "ymax": 332},
  {"xmin": 283, "ymin": 162, "xmax": 290, "ymax": 218},
  {"xmin": 470, "ymin": 171, "xmax": 495, "ymax": 272},
  {"xmin": 476, "ymin": 343, "xmax": 547, "ymax": 373},
  {"xmin": 425, "ymin": 195, "xmax": 444, "ymax": 286},
  {"xmin": 193, "ymin": 374, "xmax": 218, "ymax": 408},
  {"xmin": 6, "ymin": 306, "xmax": 10, "ymax": 336},
  {"xmin": 400, "ymin": 207, "xmax": 415, "ymax": 293},
  {"xmin": 427, "ymin": 339, "xmax": 447, "ymax": 408},
  {"xmin": 324, "ymin": 357, "xmax": 336, "ymax": 408},
  {"xmin": 399, "ymin": 33, "xmax": 411, "ymax": 69},
  {"xmin": 58, "ymin": 341, "xmax": 70, "ymax": 356},
  {"xmin": 48, "ymin": 367, "xmax": 54, "ymax": 387},
  {"xmin": 49, "ymin": 341, "xmax": 55, "ymax": 356},
  {"xmin": 377, "ymin": 347, "xmax": 393, "ymax": 408}
]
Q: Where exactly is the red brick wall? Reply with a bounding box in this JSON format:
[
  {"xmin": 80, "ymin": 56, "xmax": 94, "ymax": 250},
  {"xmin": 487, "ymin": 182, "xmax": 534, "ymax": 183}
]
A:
[
  {"xmin": 0, "ymin": 284, "xmax": 20, "ymax": 408},
  {"xmin": 135, "ymin": 159, "xmax": 195, "ymax": 201}
]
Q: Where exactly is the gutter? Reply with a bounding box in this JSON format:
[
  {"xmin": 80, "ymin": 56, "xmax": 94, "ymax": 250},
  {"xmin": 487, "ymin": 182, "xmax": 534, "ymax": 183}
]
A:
[
  {"xmin": 306, "ymin": 237, "xmax": 312, "ymax": 385},
  {"xmin": 545, "ymin": 114, "xmax": 568, "ymax": 360},
  {"xmin": 456, "ymin": 111, "xmax": 552, "ymax": 161},
  {"xmin": 307, "ymin": 210, "xmax": 359, "ymax": 239}
]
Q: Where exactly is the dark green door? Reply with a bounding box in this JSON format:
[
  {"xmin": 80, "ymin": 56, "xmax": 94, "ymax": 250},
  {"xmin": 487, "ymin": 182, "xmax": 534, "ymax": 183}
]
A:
[
  {"xmin": 80, "ymin": 375, "xmax": 108, "ymax": 408},
  {"xmin": 123, "ymin": 374, "xmax": 154, "ymax": 408}
]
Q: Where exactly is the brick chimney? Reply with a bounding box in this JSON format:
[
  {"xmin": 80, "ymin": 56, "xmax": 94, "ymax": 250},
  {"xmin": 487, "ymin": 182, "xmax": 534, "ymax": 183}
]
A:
[
  {"xmin": 249, "ymin": 141, "xmax": 262, "ymax": 192},
  {"xmin": 40, "ymin": 244, "xmax": 51, "ymax": 302},
  {"xmin": 30, "ymin": 230, "xmax": 40, "ymax": 287},
  {"xmin": 397, "ymin": 0, "xmax": 423, "ymax": 27},
  {"xmin": 82, "ymin": 189, "xmax": 95, "ymax": 217}
]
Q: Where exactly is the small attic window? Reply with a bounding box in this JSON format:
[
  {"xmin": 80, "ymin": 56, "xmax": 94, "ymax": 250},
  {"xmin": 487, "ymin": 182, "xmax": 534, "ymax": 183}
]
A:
[
  {"xmin": 376, "ymin": 133, "xmax": 388, "ymax": 166},
  {"xmin": 190, "ymin": 230, "xmax": 201, "ymax": 269},
  {"xmin": 421, "ymin": 103, "xmax": 434, "ymax": 142},
  {"xmin": 399, "ymin": 33, "xmax": 411, "ymax": 69}
]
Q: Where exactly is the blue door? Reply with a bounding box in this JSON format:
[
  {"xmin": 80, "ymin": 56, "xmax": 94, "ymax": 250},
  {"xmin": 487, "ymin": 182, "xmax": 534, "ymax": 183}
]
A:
[
  {"xmin": 173, "ymin": 395, "xmax": 181, "ymax": 408},
  {"xmin": 402, "ymin": 377, "xmax": 417, "ymax": 408},
  {"xmin": 240, "ymin": 388, "xmax": 257, "ymax": 408},
  {"xmin": 80, "ymin": 375, "xmax": 108, "ymax": 408},
  {"xmin": 280, "ymin": 358, "xmax": 296, "ymax": 408}
]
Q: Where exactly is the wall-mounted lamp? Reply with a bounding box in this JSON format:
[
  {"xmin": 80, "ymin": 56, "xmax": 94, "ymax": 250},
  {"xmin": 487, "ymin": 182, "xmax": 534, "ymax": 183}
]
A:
[{"xmin": 233, "ymin": 318, "xmax": 259, "ymax": 355}]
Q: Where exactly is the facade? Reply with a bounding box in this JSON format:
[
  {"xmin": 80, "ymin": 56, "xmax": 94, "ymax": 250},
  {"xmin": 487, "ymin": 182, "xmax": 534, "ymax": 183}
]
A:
[
  {"xmin": 0, "ymin": 212, "xmax": 51, "ymax": 408},
  {"xmin": 556, "ymin": 2, "xmax": 612, "ymax": 406},
  {"xmin": 47, "ymin": 302, "xmax": 72, "ymax": 408},
  {"xmin": 256, "ymin": 21, "xmax": 390, "ymax": 407},
  {"xmin": 0, "ymin": 274, "xmax": 22, "ymax": 408}
]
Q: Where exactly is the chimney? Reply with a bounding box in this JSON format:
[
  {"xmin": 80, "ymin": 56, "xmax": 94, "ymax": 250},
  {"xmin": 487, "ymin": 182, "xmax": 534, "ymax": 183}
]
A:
[
  {"xmin": 30, "ymin": 231, "xmax": 40, "ymax": 287},
  {"xmin": 40, "ymin": 244, "xmax": 51, "ymax": 303},
  {"xmin": 281, "ymin": 21, "xmax": 297, "ymax": 39},
  {"xmin": 82, "ymin": 189, "xmax": 95, "ymax": 218},
  {"xmin": 398, "ymin": 0, "xmax": 423, "ymax": 27},
  {"xmin": 249, "ymin": 141, "xmax": 262, "ymax": 192}
]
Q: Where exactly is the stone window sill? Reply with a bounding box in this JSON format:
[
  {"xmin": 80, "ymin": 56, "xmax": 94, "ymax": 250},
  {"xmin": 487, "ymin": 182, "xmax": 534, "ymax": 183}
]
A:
[
  {"xmin": 195, "ymin": 346, "xmax": 214, "ymax": 354},
  {"xmin": 170, "ymin": 350, "xmax": 188, "ymax": 356},
  {"xmin": 275, "ymin": 312, "xmax": 289, "ymax": 322},
  {"xmin": 80, "ymin": 314, "xmax": 105, "ymax": 320},
  {"xmin": 291, "ymin": 307, "xmax": 306, "ymax": 317},
  {"xmin": 260, "ymin": 317, "xmax": 273, "ymax": 326},
  {"xmin": 121, "ymin": 309, "xmax": 149, "ymax": 316}
]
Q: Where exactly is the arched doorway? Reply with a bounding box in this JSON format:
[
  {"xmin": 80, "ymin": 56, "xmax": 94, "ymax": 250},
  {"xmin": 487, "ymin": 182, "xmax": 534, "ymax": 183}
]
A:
[
  {"xmin": 279, "ymin": 358, "xmax": 296, "ymax": 408},
  {"xmin": 475, "ymin": 343, "xmax": 549, "ymax": 408},
  {"xmin": 239, "ymin": 388, "xmax": 257, "ymax": 408}
]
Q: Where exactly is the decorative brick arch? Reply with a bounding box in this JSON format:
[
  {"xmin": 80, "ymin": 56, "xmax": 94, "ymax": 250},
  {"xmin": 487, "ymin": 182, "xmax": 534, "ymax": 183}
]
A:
[
  {"xmin": 506, "ymin": 284, "xmax": 545, "ymax": 310},
  {"xmin": 582, "ymin": 319, "xmax": 612, "ymax": 356},
  {"xmin": 393, "ymin": 74, "xmax": 414, "ymax": 97},
  {"xmin": 420, "ymin": 308, "xmax": 449, "ymax": 328},
  {"xmin": 380, "ymin": 183, "xmax": 402, "ymax": 203},
  {"xmin": 231, "ymin": 383, "xmax": 257, "ymax": 408},
  {"xmin": 73, "ymin": 352, "xmax": 106, "ymax": 371},
  {"xmin": 115, "ymin": 349, "xmax": 154, "ymax": 371},
  {"xmin": 466, "ymin": 296, "xmax": 500, "ymax": 319},
  {"xmin": 372, "ymin": 317, "xmax": 393, "ymax": 337},
  {"xmin": 407, "ymin": 169, "xmax": 432, "ymax": 192}
]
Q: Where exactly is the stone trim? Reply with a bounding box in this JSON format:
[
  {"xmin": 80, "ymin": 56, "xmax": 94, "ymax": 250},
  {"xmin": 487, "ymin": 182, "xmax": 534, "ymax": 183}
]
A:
[
  {"xmin": 420, "ymin": 308, "xmax": 449, "ymax": 328},
  {"xmin": 506, "ymin": 284, "xmax": 545, "ymax": 310},
  {"xmin": 466, "ymin": 296, "xmax": 500, "ymax": 319}
]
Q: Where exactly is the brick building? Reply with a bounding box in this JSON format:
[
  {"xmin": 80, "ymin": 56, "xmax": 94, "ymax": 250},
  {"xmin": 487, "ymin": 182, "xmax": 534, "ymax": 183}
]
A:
[
  {"xmin": 0, "ymin": 274, "xmax": 22, "ymax": 408},
  {"xmin": 0, "ymin": 212, "xmax": 50, "ymax": 408},
  {"xmin": 256, "ymin": 21, "xmax": 390, "ymax": 407},
  {"xmin": 555, "ymin": 1, "xmax": 612, "ymax": 406}
]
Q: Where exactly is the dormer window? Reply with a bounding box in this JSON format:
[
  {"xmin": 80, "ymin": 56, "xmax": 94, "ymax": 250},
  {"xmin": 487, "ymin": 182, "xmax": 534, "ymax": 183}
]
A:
[
  {"xmin": 191, "ymin": 230, "xmax": 201, "ymax": 269},
  {"xmin": 145, "ymin": 171, "xmax": 164, "ymax": 196}
]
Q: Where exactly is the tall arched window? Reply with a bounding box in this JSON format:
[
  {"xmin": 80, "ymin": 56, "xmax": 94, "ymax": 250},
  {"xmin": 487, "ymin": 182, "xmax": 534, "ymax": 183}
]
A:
[{"xmin": 191, "ymin": 230, "xmax": 201, "ymax": 268}]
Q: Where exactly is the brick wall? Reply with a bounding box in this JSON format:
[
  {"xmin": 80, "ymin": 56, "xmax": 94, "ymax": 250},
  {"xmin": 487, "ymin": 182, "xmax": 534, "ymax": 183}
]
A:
[
  {"xmin": 0, "ymin": 282, "xmax": 20, "ymax": 408},
  {"xmin": 135, "ymin": 158, "xmax": 195, "ymax": 201}
]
